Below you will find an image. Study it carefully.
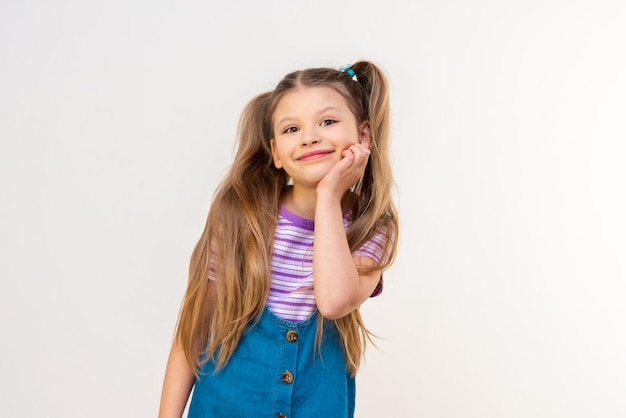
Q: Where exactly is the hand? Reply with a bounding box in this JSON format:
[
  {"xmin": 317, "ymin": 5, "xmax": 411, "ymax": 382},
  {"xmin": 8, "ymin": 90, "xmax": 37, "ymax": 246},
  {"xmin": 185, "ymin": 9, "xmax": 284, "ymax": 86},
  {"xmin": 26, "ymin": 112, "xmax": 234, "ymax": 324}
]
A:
[{"xmin": 316, "ymin": 143, "xmax": 370, "ymax": 199}]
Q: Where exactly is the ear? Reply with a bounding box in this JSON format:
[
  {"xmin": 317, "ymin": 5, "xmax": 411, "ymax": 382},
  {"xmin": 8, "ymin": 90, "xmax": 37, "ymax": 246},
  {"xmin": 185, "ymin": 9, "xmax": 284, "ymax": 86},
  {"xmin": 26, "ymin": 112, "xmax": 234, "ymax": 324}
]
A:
[
  {"xmin": 359, "ymin": 121, "xmax": 371, "ymax": 149},
  {"xmin": 270, "ymin": 138, "xmax": 283, "ymax": 169}
]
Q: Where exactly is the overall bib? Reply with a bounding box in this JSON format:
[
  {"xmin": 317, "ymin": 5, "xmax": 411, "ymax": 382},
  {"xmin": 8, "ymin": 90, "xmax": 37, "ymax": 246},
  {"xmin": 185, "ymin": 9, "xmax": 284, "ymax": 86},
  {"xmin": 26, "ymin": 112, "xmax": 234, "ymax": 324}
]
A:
[{"xmin": 188, "ymin": 308, "xmax": 355, "ymax": 418}]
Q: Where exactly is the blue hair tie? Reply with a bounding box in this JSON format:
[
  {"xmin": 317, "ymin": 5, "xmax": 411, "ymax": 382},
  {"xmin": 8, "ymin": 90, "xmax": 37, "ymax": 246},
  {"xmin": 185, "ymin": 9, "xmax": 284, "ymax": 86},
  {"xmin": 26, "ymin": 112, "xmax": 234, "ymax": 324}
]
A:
[{"xmin": 339, "ymin": 64, "xmax": 356, "ymax": 78}]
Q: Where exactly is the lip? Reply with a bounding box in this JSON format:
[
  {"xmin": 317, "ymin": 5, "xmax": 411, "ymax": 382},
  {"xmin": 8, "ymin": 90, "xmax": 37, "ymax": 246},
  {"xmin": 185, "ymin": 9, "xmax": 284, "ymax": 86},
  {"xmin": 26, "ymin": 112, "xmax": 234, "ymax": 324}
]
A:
[{"xmin": 296, "ymin": 149, "xmax": 335, "ymax": 161}]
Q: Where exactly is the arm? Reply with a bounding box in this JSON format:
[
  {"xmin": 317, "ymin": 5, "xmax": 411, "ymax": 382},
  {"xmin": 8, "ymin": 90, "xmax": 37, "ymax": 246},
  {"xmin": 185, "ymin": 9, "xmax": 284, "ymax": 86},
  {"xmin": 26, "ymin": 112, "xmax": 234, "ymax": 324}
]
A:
[
  {"xmin": 158, "ymin": 338, "xmax": 195, "ymax": 418},
  {"xmin": 314, "ymin": 144, "xmax": 381, "ymax": 320},
  {"xmin": 159, "ymin": 281, "xmax": 216, "ymax": 417}
]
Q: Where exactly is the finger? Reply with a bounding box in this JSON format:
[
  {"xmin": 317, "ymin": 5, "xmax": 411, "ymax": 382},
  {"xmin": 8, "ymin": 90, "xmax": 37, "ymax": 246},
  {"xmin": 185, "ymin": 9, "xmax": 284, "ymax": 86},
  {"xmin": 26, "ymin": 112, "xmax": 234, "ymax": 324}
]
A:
[
  {"xmin": 349, "ymin": 145, "xmax": 369, "ymax": 166},
  {"xmin": 341, "ymin": 148, "xmax": 356, "ymax": 164},
  {"xmin": 350, "ymin": 143, "xmax": 370, "ymax": 158}
]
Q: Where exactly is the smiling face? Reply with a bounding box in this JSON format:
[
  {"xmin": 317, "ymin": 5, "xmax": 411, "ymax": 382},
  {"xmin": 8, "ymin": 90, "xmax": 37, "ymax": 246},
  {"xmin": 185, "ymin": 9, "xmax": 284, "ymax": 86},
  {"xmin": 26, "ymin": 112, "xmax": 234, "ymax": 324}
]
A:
[{"xmin": 270, "ymin": 86, "xmax": 370, "ymax": 190}]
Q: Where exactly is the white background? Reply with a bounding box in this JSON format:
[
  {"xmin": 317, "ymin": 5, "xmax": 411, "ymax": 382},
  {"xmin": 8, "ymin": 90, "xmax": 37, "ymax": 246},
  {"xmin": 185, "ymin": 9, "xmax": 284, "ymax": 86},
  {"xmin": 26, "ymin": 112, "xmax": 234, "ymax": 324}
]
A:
[{"xmin": 1, "ymin": 1, "xmax": 625, "ymax": 417}]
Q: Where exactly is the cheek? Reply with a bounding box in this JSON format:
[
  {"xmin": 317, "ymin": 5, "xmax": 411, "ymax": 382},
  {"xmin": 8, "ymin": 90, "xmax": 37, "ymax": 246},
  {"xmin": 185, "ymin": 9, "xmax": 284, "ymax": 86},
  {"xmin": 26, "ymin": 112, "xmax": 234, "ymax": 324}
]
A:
[
  {"xmin": 339, "ymin": 131, "xmax": 360, "ymax": 147},
  {"xmin": 270, "ymin": 141, "xmax": 284, "ymax": 168}
]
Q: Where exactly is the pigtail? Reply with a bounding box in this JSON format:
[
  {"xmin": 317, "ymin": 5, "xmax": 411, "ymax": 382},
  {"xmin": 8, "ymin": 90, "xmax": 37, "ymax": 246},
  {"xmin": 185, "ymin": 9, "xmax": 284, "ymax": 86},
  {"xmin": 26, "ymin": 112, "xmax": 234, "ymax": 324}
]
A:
[
  {"xmin": 346, "ymin": 61, "xmax": 398, "ymax": 272},
  {"xmin": 332, "ymin": 62, "xmax": 399, "ymax": 376},
  {"xmin": 352, "ymin": 61, "xmax": 390, "ymax": 168},
  {"xmin": 176, "ymin": 92, "xmax": 287, "ymax": 375}
]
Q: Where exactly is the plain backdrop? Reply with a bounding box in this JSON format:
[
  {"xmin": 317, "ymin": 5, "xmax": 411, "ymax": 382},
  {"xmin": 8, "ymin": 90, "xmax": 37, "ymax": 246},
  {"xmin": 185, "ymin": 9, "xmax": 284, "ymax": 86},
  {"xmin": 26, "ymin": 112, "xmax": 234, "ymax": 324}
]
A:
[{"xmin": 1, "ymin": 0, "xmax": 625, "ymax": 417}]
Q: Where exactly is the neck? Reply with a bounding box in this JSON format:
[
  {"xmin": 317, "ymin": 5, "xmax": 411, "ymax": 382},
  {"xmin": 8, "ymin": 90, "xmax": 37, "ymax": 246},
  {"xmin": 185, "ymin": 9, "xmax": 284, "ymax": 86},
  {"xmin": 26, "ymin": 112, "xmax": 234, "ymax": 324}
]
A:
[{"xmin": 283, "ymin": 185, "xmax": 318, "ymax": 220}]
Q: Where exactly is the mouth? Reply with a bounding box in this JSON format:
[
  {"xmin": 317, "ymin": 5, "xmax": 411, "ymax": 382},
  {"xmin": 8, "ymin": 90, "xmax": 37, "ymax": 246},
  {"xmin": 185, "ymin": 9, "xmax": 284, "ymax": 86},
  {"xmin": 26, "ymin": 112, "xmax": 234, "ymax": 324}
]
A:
[{"xmin": 297, "ymin": 150, "xmax": 334, "ymax": 161}]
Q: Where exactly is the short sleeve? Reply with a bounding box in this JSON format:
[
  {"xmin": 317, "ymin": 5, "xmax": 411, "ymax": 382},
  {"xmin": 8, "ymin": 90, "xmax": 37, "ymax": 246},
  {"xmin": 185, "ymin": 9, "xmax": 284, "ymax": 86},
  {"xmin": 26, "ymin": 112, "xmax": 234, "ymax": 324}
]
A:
[
  {"xmin": 370, "ymin": 277, "xmax": 383, "ymax": 297},
  {"xmin": 208, "ymin": 239, "xmax": 218, "ymax": 282},
  {"xmin": 353, "ymin": 228, "xmax": 388, "ymax": 264},
  {"xmin": 354, "ymin": 228, "xmax": 389, "ymax": 298},
  {"xmin": 208, "ymin": 259, "xmax": 216, "ymax": 281}
]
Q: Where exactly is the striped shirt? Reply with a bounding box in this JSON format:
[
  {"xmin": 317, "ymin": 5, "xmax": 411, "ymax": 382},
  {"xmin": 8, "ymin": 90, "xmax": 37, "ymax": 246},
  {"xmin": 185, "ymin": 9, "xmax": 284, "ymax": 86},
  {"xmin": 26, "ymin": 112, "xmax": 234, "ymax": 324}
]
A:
[
  {"xmin": 208, "ymin": 206, "xmax": 387, "ymax": 323},
  {"xmin": 266, "ymin": 205, "xmax": 386, "ymax": 322}
]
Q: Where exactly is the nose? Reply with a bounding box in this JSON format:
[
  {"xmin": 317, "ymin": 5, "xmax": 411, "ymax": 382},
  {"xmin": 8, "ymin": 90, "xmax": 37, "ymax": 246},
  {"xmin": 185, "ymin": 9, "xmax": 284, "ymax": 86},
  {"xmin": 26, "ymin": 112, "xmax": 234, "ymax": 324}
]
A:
[{"xmin": 300, "ymin": 127, "xmax": 321, "ymax": 146}]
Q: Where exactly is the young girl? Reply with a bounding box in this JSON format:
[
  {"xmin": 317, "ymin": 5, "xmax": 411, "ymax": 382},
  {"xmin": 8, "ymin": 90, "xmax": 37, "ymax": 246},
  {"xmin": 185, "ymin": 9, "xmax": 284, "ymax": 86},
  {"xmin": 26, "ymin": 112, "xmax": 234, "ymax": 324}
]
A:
[{"xmin": 159, "ymin": 61, "xmax": 398, "ymax": 418}]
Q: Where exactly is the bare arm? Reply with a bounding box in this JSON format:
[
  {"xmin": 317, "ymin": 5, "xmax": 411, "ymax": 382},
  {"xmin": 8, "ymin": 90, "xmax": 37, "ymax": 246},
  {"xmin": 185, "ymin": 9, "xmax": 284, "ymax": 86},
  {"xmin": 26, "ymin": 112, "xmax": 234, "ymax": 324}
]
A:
[
  {"xmin": 158, "ymin": 338, "xmax": 195, "ymax": 418},
  {"xmin": 314, "ymin": 143, "xmax": 381, "ymax": 320},
  {"xmin": 159, "ymin": 281, "xmax": 216, "ymax": 417}
]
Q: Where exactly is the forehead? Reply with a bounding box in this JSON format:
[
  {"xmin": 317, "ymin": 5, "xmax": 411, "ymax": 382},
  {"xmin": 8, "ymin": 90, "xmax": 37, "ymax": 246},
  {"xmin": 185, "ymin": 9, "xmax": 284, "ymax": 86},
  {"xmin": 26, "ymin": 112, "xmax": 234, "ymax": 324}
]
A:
[{"xmin": 273, "ymin": 86, "xmax": 352, "ymax": 118}]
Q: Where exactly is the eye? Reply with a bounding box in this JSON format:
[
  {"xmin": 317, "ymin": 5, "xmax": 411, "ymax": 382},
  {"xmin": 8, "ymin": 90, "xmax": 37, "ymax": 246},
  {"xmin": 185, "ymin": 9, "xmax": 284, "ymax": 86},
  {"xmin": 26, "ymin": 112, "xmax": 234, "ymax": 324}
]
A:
[
  {"xmin": 283, "ymin": 126, "xmax": 299, "ymax": 134},
  {"xmin": 321, "ymin": 119, "xmax": 337, "ymax": 127}
]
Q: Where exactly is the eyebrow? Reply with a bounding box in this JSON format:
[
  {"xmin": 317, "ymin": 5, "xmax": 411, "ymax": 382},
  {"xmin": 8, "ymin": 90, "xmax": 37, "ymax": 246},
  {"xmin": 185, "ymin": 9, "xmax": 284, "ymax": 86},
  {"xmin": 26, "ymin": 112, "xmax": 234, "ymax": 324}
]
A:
[
  {"xmin": 274, "ymin": 106, "xmax": 344, "ymax": 129},
  {"xmin": 317, "ymin": 106, "xmax": 343, "ymax": 116}
]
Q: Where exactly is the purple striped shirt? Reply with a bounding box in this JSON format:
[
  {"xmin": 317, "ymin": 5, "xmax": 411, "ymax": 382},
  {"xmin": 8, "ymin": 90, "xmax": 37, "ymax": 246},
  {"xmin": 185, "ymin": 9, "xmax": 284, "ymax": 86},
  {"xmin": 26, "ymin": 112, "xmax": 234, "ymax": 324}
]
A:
[
  {"xmin": 209, "ymin": 206, "xmax": 387, "ymax": 323},
  {"xmin": 267, "ymin": 206, "xmax": 386, "ymax": 322}
]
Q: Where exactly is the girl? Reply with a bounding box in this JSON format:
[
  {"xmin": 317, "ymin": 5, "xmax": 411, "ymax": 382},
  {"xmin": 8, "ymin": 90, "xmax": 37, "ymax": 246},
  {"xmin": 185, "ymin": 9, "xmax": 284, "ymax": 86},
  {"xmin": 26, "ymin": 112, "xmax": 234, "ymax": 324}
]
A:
[{"xmin": 159, "ymin": 61, "xmax": 398, "ymax": 418}]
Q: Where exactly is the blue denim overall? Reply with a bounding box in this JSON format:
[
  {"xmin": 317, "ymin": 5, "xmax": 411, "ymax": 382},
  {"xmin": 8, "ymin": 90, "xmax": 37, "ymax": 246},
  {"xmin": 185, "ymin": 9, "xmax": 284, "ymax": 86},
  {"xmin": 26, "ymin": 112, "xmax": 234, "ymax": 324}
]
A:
[{"xmin": 188, "ymin": 308, "xmax": 355, "ymax": 418}]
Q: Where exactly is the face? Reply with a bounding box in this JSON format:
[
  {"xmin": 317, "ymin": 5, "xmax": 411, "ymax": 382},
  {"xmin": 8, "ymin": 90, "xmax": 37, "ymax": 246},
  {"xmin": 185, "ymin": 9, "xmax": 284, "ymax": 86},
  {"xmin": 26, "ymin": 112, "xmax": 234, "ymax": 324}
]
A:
[{"xmin": 270, "ymin": 86, "xmax": 370, "ymax": 190}]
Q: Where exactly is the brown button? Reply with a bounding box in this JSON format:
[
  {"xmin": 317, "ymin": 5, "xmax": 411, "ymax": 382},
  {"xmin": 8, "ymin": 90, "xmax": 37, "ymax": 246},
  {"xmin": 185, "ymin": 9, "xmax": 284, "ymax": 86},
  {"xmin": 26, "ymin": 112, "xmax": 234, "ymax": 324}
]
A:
[
  {"xmin": 277, "ymin": 414, "xmax": 286, "ymax": 418},
  {"xmin": 286, "ymin": 329, "xmax": 299, "ymax": 343},
  {"xmin": 281, "ymin": 370, "xmax": 294, "ymax": 384}
]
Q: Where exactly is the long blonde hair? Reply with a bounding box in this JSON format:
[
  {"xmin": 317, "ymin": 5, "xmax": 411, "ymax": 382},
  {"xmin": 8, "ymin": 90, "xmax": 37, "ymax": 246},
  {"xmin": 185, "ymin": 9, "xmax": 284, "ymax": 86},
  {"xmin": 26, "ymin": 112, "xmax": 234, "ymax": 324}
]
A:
[{"xmin": 175, "ymin": 61, "xmax": 398, "ymax": 376}]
